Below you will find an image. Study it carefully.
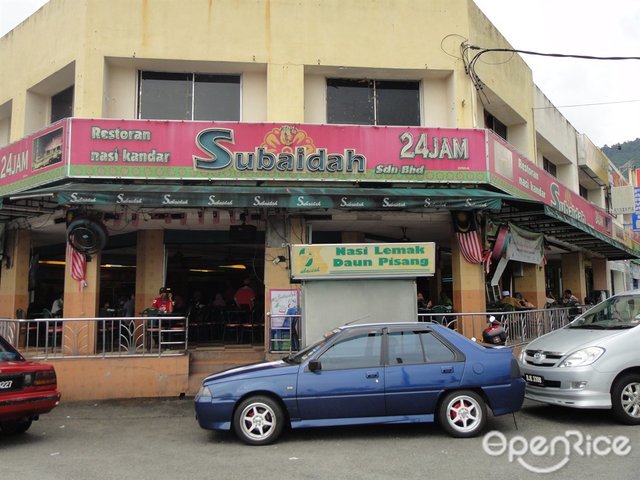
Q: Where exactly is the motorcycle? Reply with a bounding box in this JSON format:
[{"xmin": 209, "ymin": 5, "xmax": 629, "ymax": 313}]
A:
[{"xmin": 482, "ymin": 315, "xmax": 507, "ymax": 346}]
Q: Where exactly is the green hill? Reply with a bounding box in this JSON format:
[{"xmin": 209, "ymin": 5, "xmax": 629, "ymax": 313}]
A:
[{"xmin": 602, "ymin": 139, "xmax": 640, "ymax": 173}]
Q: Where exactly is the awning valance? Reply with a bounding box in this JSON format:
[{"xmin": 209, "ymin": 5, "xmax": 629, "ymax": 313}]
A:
[
  {"xmin": 491, "ymin": 199, "xmax": 638, "ymax": 261},
  {"xmin": 11, "ymin": 183, "xmax": 510, "ymax": 211}
]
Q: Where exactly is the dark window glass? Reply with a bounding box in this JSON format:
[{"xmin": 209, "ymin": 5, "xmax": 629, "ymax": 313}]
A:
[
  {"xmin": 318, "ymin": 330, "xmax": 382, "ymax": 370},
  {"xmin": 485, "ymin": 112, "xmax": 507, "ymax": 140},
  {"xmin": 51, "ymin": 86, "xmax": 74, "ymax": 122},
  {"xmin": 579, "ymin": 185, "xmax": 588, "ymax": 199},
  {"xmin": 327, "ymin": 79, "xmax": 374, "ymax": 125},
  {"xmin": 193, "ymin": 74, "xmax": 240, "ymax": 121},
  {"xmin": 387, "ymin": 330, "xmax": 455, "ymax": 365},
  {"xmin": 139, "ymin": 72, "xmax": 192, "ymax": 120},
  {"xmin": 543, "ymin": 157, "xmax": 557, "ymax": 177},
  {"xmin": 420, "ymin": 332, "xmax": 455, "ymax": 363},
  {"xmin": 375, "ymin": 81, "xmax": 420, "ymax": 126},
  {"xmin": 327, "ymin": 78, "xmax": 420, "ymax": 126},
  {"xmin": 388, "ymin": 330, "xmax": 425, "ymax": 365}
]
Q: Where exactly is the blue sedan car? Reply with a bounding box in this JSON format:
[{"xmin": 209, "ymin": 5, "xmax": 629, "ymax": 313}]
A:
[{"xmin": 195, "ymin": 322, "xmax": 525, "ymax": 445}]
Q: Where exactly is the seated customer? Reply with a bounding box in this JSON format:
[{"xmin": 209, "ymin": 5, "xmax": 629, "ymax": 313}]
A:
[
  {"xmin": 500, "ymin": 290, "xmax": 521, "ymax": 309},
  {"xmin": 234, "ymin": 278, "xmax": 255, "ymax": 310},
  {"xmin": 152, "ymin": 287, "xmax": 175, "ymax": 314},
  {"xmin": 515, "ymin": 292, "xmax": 535, "ymax": 309},
  {"xmin": 562, "ymin": 289, "xmax": 580, "ymax": 305}
]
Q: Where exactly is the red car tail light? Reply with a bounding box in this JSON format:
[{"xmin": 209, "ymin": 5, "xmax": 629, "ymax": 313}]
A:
[{"xmin": 34, "ymin": 369, "xmax": 57, "ymax": 386}]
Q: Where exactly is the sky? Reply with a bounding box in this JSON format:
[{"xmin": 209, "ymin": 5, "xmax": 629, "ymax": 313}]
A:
[{"xmin": 1, "ymin": 0, "xmax": 639, "ymax": 148}]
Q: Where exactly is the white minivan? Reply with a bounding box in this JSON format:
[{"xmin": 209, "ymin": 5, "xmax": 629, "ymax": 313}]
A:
[{"xmin": 519, "ymin": 291, "xmax": 640, "ymax": 424}]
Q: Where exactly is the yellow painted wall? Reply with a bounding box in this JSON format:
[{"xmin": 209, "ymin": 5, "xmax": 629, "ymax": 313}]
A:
[
  {"xmin": 49, "ymin": 356, "xmax": 189, "ymax": 401},
  {"xmin": 1, "ymin": 0, "xmax": 536, "ymax": 148}
]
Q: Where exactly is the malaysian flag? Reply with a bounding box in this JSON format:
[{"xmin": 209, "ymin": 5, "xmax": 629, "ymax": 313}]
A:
[
  {"xmin": 66, "ymin": 242, "xmax": 87, "ymax": 289},
  {"xmin": 451, "ymin": 211, "xmax": 483, "ymax": 264}
]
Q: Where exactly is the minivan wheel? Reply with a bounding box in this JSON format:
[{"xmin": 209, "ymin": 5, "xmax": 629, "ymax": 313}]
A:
[
  {"xmin": 612, "ymin": 374, "xmax": 640, "ymax": 425},
  {"xmin": 438, "ymin": 390, "xmax": 487, "ymax": 438},
  {"xmin": 233, "ymin": 396, "xmax": 285, "ymax": 445}
]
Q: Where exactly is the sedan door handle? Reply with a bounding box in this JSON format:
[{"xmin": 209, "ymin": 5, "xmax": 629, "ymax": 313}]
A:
[
  {"xmin": 441, "ymin": 366, "xmax": 454, "ymax": 374},
  {"xmin": 366, "ymin": 371, "xmax": 379, "ymax": 379}
]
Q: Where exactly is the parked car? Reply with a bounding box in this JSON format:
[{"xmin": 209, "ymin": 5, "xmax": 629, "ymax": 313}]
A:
[
  {"xmin": 519, "ymin": 291, "xmax": 640, "ymax": 424},
  {"xmin": 0, "ymin": 334, "xmax": 61, "ymax": 434},
  {"xmin": 195, "ymin": 322, "xmax": 525, "ymax": 445}
]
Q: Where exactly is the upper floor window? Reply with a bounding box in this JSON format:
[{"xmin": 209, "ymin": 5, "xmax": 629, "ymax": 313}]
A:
[
  {"xmin": 543, "ymin": 157, "xmax": 557, "ymax": 177},
  {"xmin": 579, "ymin": 185, "xmax": 589, "ymax": 199},
  {"xmin": 485, "ymin": 111, "xmax": 507, "ymax": 140},
  {"xmin": 138, "ymin": 72, "xmax": 240, "ymax": 121},
  {"xmin": 327, "ymin": 79, "xmax": 420, "ymax": 126},
  {"xmin": 51, "ymin": 86, "xmax": 74, "ymax": 123}
]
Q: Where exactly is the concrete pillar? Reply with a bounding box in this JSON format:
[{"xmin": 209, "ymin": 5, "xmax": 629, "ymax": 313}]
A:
[
  {"xmin": 264, "ymin": 215, "xmax": 303, "ymax": 352},
  {"xmin": 74, "ymin": 46, "xmax": 105, "ymax": 117},
  {"xmin": 591, "ymin": 258, "xmax": 609, "ymax": 293},
  {"xmin": 451, "ymin": 239, "xmax": 486, "ymax": 339},
  {"xmin": 561, "ymin": 252, "xmax": 586, "ymax": 303},
  {"xmin": 0, "ymin": 229, "xmax": 31, "ymax": 318},
  {"xmin": 63, "ymin": 250, "xmax": 101, "ymax": 355},
  {"xmin": 514, "ymin": 263, "xmax": 545, "ymax": 309},
  {"xmin": 267, "ymin": 63, "xmax": 304, "ymax": 122},
  {"xmin": 135, "ymin": 230, "xmax": 165, "ymax": 315}
]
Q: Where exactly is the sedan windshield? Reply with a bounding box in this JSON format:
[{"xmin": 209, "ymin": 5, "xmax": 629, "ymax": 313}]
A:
[
  {"xmin": 568, "ymin": 295, "xmax": 640, "ymax": 330},
  {"xmin": 285, "ymin": 328, "xmax": 341, "ymax": 364}
]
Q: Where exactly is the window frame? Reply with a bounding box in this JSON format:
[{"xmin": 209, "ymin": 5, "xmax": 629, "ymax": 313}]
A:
[
  {"xmin": 384, "ymin": 327, "xmax": 464, "ymax": 365},
  {"xmin": 51, "ymin": 85, "xmax": 74, "ymax": 123},
  {"xmin": 137, "ymin": 71, "xmax": 241, "ymax": 121},
  {"xmin": 316, "ymin": 328, "xmax": 383, "ymax": 371},
  {"xmin": 484, "ymin": 111, "xmax": 507, "ymax": 140},
  {"xmin": 326, "ymin": 78, "xmax": 421, "ymax": 126}
]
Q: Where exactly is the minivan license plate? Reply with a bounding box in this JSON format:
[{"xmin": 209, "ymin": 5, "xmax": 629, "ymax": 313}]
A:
[{"xmin": 525, "ymin": 374, "xmax": 544, "ymax": 386}]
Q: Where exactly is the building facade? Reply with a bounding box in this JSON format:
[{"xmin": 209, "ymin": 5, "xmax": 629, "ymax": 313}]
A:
[{"xmin": 1, "ymin": 0, "xmax": 638, "ymax": 375}]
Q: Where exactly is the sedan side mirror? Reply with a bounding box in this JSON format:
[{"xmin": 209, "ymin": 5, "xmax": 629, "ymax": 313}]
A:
[{"xmin": 308, "ymin": 360, "xmax": 322, "ymax": 372}]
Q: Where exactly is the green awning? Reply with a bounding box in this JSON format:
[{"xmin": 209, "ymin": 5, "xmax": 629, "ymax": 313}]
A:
[
  {"xmin": 543, "ymin": 205, "xmax": 638, "ymax": 259},
  {"xmin": 490, "ymin": 198, "xmax": 639, "ymax": 260},
  {"xmin": 12, "ymin": 183, "xmax": 511, "ymax": 211}
]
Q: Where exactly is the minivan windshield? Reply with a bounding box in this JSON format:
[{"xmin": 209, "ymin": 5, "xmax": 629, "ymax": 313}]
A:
[{"xmin": 568, "ymin": 294, "xmax": 640, "ymax": 330}]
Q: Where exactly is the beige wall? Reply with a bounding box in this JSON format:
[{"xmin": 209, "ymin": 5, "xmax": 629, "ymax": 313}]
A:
[
  {"xmin": 50, "ymin": 356, "xmax": 189, "ymax": 401},
  {"xmin": 0, "ymin": 0, "xmax": 537, "ymax": 145}
]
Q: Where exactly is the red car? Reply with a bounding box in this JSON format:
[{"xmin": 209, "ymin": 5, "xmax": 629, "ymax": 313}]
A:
[{"xmin": 0, "ymin": 334, "xmax": 61, "ymax": 434}]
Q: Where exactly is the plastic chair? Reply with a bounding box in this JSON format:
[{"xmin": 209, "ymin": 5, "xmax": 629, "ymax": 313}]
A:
[{"xmin": 223, "ymin": 307, "xmax": 249, "ymax": 343}]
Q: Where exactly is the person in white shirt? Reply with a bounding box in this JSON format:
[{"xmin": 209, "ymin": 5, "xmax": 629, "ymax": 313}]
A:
[{"xmin": 51, "ymin": 294, "xmax": 63, "ymax": 317}]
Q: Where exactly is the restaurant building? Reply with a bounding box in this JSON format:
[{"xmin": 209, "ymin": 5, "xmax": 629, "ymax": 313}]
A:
[{"xmin": 0, "ymin": 0, "xmax": 638, "ymax": 397}]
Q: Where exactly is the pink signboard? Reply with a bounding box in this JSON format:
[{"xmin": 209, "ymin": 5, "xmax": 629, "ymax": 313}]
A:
[
  {"xmin": 488, "ymin": 132, "xmax": 613, "ymax": 237},
  {"xmin": 0, "ymin": 120, "xmax": 68, "ymax": 195},
  {"xmin": 67, "ymin": 119, "xmax": 489, "ymax": 184}
]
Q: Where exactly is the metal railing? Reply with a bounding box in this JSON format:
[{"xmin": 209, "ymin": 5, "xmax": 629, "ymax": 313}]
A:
[
  {"xmin": 418, "ymin": 305, "xmax": 590, "ymax": 346},
  {"xmin": 268, "ymin": 313, "xmax": 301, "ymax": 353},
  {"xmin": 0, "ymin": 315, "xmax": 187, "ymax": 359},
  {"xmin": 1, "ymin": 305, "xmax": 591, "ymax": 358}
]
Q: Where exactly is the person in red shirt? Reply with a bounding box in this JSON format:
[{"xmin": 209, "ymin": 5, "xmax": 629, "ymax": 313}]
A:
[
  {"xmin": 234, "ymin": 278, "xmax": 255, "ymax": 310},
  {"xmin": 152, "ymin": 287, "xmax": 174, "ymax": 314}
]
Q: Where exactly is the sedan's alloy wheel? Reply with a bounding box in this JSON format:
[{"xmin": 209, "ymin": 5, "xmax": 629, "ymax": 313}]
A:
[
  {"xmin": 233, "ymin": 396, "xmax": 285, "ymax": 445},
  {"xmin": 438, "ymin": 390, "xmax": 487, "ymax": 438}
]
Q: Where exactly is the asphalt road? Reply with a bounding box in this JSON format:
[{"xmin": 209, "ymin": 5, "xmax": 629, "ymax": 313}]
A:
[{"xmin": 2, "ymin": 397, "xmax": 639, "ymax": 480}]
